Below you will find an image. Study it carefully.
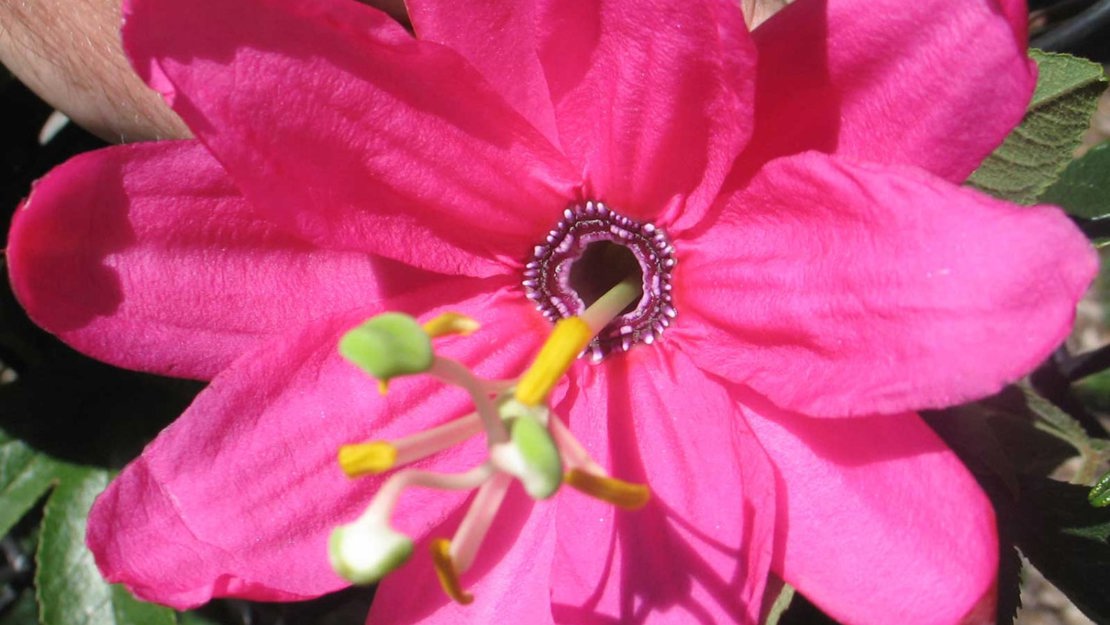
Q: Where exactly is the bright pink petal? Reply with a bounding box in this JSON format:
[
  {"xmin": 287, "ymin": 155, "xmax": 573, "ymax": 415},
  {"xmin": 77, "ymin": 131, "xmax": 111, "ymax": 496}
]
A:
[
  {"xmin": 738, "ymin": 390, "xmax": 997, "ymax": 625},
  {"xmin": 88, "ymin": 288, "xmax": 548, "ymax": 609},
  {"xmin": 551, "ymin": 348, "xmax": 776, "ymax": 624},
  {"xmin": 678, "ymin": 152, "xmax": 1096, "ymax": 417},
  {"xmin": 744, "ymin": 0, "xmax": 1035, "ymax": 182},
  {"xmin": 407, "ymin": 1, "xmax": 559, "ymax": 146},
  {"xmin": 7, "ymin": 141, "xmax": 465, "ymax": 380},
  {"xmin": 537, "ymin": 0, "xmax": 756, "ymax": 230},
  {"xmin": 366, "ymin": 488, "xmax": 556, "ymax": 625},
  {"xmin": 123, "ymin": 0, "xmax": 578, "ymax": 278}
]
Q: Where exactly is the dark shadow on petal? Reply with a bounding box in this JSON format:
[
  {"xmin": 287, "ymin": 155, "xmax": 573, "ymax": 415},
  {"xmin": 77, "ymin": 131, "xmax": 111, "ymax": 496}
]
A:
[
  {"xmin": 688, "ymin": 0, "xmax": 838, "ymax": 239},
  {"xmin": 744, "ymin": 0, "xmax": 839, "ymax": 172},
  {"xmin": 9, "ymin": 148, "xmax": 131, "ymax": 332},
  {"xmin": 552, "ymin": 357, "xmax": 765, "ymax": 625}
]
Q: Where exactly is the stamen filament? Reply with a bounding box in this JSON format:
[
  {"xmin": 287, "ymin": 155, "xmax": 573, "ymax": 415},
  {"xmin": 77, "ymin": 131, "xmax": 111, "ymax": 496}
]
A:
[
  {"xmin": 361, "ymin": 463, "xmax": 494, "ymax": 525},
  {"xmin": 550, "ymin": 418, "xmax": 651, "ymax": 509},
  {"xmin": 482, "ymin": 379, "xmax": 516, "ymax": 394},
  {"xmin": 550, "ymin": 416, "xmax": 606, "ymax": 475},
  {"xmin": 450, "ymin": 472, "xmax": 512, "ymax": 573},
  {"xmin": 392, "ymin": 412, "xmax": 485, "ymax": 466},
  {"xmin": 338, "ymin": 413, "xmax": 486, "ymax": 477},
  {"xmin": 429, "ymin": 357, "xmax": 509, "ymax": 444}
]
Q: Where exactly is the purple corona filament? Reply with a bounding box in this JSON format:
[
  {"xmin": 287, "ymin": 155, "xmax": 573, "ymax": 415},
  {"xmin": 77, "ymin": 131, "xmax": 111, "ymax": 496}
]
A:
[{"xmin": 523, "ymin": 201, "xmax": 677, "ymax": 362}]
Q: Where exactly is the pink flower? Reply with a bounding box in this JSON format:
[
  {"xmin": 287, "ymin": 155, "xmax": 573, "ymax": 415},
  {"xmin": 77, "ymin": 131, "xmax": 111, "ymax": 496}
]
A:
[{"xmin": 5, "ymin": 0, "xmax": 1096, "ymax": 623}]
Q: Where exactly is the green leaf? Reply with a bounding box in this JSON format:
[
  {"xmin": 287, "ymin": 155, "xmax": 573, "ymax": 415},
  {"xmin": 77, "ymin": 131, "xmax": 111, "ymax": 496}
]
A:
[
  {"xmin": 1073, "ymin": 366, "xmax": 1110, "ymax": 413},
  {"xmin": 1041, "ymin": 141, "xmax": 1110, "ymax": 219},
  {"xmin": 0, "ymin": 425, "xmax": 61, "ymax": 537},
  {"xmin": 1011, "ymin": 477, "xmax": 1110, "ymax": 624},
  {"xmin": 0, "ymin": 587, "xmax": 39, "ymax": 625},
  {"xmin": 924, "ymin": 387, "xmax": 1076, "ymax": 490},
  {"xmin": 178, "ymin": 611, "xmax": 223, "ymax": 625},
  {"xmin": 996, "ymin": 545, "xmax": 1024, "ymax": 625},
  {"xmin": 35, "ymin": 466, "xmax": 175, "ymax": 625},
  {"xmin": 967, "ymin": 50, "xmax": 1106, "ymax": 203},
  {"xmin": 922, "ymin": 388, "xmax": 1079, "ymax": 625}
]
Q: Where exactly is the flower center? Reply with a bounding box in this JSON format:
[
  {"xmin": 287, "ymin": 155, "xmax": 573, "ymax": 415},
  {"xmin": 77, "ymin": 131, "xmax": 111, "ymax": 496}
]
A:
[{"xmin": 524, "ymin": 202, "xmax": 676, "ymax": 362}]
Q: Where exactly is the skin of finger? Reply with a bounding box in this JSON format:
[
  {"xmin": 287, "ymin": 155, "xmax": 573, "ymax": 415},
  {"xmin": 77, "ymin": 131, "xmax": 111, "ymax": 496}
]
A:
[
  {"xmin": 0, "ymin": 0, "xmax": 408, "ymax": 144},
  {"xmin": 0, "ymin": 0, "xmax": 191, "ymax": 142}
]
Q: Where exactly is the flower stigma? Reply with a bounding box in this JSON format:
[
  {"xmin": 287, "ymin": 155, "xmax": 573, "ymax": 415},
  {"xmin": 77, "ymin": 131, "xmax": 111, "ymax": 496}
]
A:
[
  {"xmin": 525, "ymin": 201, "xmax": 677, "ymax": 362},
  {"xmin": 328, "ymin": 276, "xmax": 652, "ymax": 605}
]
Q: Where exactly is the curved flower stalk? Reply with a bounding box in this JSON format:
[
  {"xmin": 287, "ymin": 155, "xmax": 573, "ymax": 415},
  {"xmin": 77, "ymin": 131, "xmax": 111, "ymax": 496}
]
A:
[{"xmin": 4, "ymin": 0, "xmax": 1097, "ymax": 624}]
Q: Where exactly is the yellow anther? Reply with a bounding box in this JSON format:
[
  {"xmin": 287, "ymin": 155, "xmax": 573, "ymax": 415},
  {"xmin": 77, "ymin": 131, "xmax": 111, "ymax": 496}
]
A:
[
  {"xmin": 423, "ymin": 312, "xmax": 481, "ymax": 339},
  {"xmin": 565, "ymin": 469, "xmax": 651, "ymax": 510},
  {"xmin": 515, "ymin": 317, "xmax": 592, "ymax": 406},
  {"xmin": 430, "ymin": 538, "xmax": 473, "ymax": 605},
  {"xmin": 338, "ymin": 442, "xmax": 398, "ymax": 478},
  {"xmin": 378, "ymin": 380, "xmax": 389, "ymax": 395}
]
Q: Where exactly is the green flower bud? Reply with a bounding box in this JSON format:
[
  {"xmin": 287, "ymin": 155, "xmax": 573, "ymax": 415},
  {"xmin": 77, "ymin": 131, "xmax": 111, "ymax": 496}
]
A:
[
  {"xmin": 339, "ymin": 313, "xmax": 433, "ymax": 388},
  {"xmin": 328, "ymin": 522, "xmax": 414, "ymax": 585}
]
